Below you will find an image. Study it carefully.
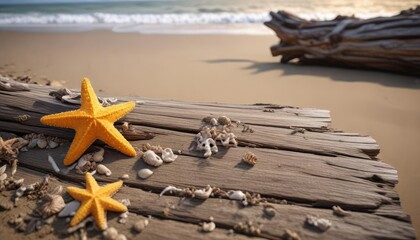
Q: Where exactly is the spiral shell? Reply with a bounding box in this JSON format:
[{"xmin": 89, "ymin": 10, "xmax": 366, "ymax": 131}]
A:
[
  {"xmin": 143, "ymin": 150, "xmax": 163, "ymax": 167},
  {"xmin": 96, "ymin": 164, "xmax": 111, "ymax": 176}
]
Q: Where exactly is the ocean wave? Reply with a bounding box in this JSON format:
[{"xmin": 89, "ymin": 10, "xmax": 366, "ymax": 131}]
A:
[{"xmin": 0, "ymin": 12, "xmax": 271, "ymax": 25}]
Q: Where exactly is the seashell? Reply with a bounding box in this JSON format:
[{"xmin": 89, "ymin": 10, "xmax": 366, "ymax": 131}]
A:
[
  {"xmin": 0, "ymin": 165, "xmax": 6, "ymax": 175},
  {"xmin": 14, "ymin": 178, "xmax": 24, "ymax": 186},
  {"xmin": 210, "ymin": 118, "xmax": 218, "ymax": 126},
  {"xmin": 305, "ymin": 215, "xmax": 332, "ymax": 231},
  {"xmin": 39, "ymin": 194, "xmax": 66, "ymax": 218},
  {"xmin": 138, "ymin": 169, "xmax": 153, "ymax": 179},
  {"xmin": 242, "ymin": 152, "xmax": 258, "ymax": 166},
  {"xmin": 120, "ymin": 174, "xmax": 129, "ymax": 180},
  {"xmin": 50, "ymin": 185, "xmax": 63, "ymax": 195},
  {"xmin": 133, "ymin": 219, "xmax": 149, "ymax": 233},
  {"xmin": 217, "ymin": 116, "xmax": 231, "ymax": 126},
  {"xmin": 48, "ymin": 155, "xmax": 60, "ymax": 173},
  {"xmin": 15, "ymin": 186, "xmax": 26, "ymax": 197},
  {"xmin": 118, "ymin": 211, "xmax": 129, "ymax": 224},
  {"xmin": 0, "ymin": 173, "xmax": 7, "ymax": 181},
  {"xmin": 201, "ymin": 222, "xmax": 216, "ymax": 232},
  {"xmin": 97, "ymin": 164, "xmax": 112, "ymax": 176},
  {"xmin": 103, "ymin": 227, "xmax": 119, "ymax": 240},
  {"xmin": 11, "ymin": 159, "xmax": 17, "ymax": 176},
  {"xmin": 58, "ymin": 200, "xmax": 80, "ymax": 217},
  {"xmin": 37, "ymin": 138, "xmax": 48, "ymax": 149},
  {"xmin": 228, "ymin": 190, "xmax": 246, "ymax": 201},
  {"xmin": 216, "ymin": 132, "xmax": 237, "ymax": 147},
  {"xmin": 143, "ymin": 150, "xmax": 163, "ymax": 167},
  {"xmin": 116, "ymin": 234, "xmax": 127, "ymax": 240},
  {"xmin": 196, "ymin": 138, "xmax": 218, "ymax": 158},
  {"xmin": 27, "ymin": 138, "xmax": 38, "ymax": 148},
  {"xmin": 332, "ymin": 206, "xmax": 351, "ymax": 217},
  {"xmin": 263, "ymin": 205, "xmax": 276, "ymax": 217},
  {"xmin": 161, "ymin": 148, "xmax": 178, "ymax": 163},
  {"xmin": 283, "ymin": 229, "xmax": 302, "ymax": 240},
  {"xmin": 160, "ymin": 185, "xmax": 183, "ymax": 197},
  {"xmin": 120, "ymin": 199, "xmax": 131, "ymax": 207},
  {"xmin": 194, "ymin": 185, "xmax": 212, "ymax": 200},
  {"xmin": 93, "ymin": 147, "xmax": 105, "ymax": 162},
  {"xmin": 48, "ymin": 140, "xmax": 59, "ymax": 149},
  {"xmin": 122, "ymin": 122, "xmax": 129, "ymax": 133}
]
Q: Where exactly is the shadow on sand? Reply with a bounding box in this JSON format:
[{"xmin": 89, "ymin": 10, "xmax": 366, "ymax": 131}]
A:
[{"xmin": 204, "ymin": 59, "xmax": 420, "ymax": 89}]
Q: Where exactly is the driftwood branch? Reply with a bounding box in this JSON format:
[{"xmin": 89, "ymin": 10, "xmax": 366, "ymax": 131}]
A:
[{"xmin": 264, "ymin": 6, "xmax": 420, "ymax": 76}]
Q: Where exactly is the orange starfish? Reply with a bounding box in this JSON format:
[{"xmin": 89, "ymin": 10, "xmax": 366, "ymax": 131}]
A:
[
  {"xmin": 41, "ymin": 78, "xmax": 136, "ymax": 166},
  {"xmin": 67, "ymin": 173, "xmax": 127, "ymax": 230}
]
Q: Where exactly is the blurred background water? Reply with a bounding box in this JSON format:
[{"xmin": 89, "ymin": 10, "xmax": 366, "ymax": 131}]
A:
[{"xmin": 0, "ymin": 0, "xmax": 418, "ymax": 34}]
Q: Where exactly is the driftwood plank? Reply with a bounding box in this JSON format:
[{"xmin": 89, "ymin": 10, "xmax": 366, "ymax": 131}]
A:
[
  {"xmin": 0, "ymin": 83, "xmax": 379, "ymax": 159},
  {"xmin": 7, "ymin": 165, "xmax": 415, "ymax": 240}
]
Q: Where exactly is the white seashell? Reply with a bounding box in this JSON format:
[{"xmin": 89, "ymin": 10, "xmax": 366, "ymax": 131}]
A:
[
  {"xmin": 37, "ymin": 138, "xmax": 48, "ymax": 149},
  {"xmin": 15, "ymin": 186, "xmax": 26, "ymax": 197},
  {"xmin": 97, "ymin": 164, "xmax": 111, "ymax": 176},
  {"xmin": 93, "ymin": 147, "xmax": 105, "ymax": 162},
  {"xmin": 0, "ymin": 165, "xmax": 6, "ymax": 175},
  {"xmin": 14, "ymin": 178, "xmax": 24, "ymax": 186},
  {"xmin": 48, "ymin": 155, "xmax": 60, "ymax": 173},
  {"xmin": 210, "ymin": 118, "xmax": 218, "ymax": 126},
  {"xmin": 0, "ymin": 173, "xmax": 7, "ymax": 181},
  {"xmin": 138, "ymin": 169, "xmax": 153, "ymax": 179},
  {"xmin": 122, "ymin": 122, "xmax": 129, "ymax": 132},
  {"xmin": 201, "ymin": 222, "xmax": 216, "ymax": 232},
  {"xmin": 216, "ymin": 132, "xmax": 238, "ymax": 147},
  {"xmin": 161, "ymin": 148, "xmax": 178, "ymax": 163},
  {"xmin": 143, "ymin": 150, "xmax": 163, "ymax": 167},
  {"xmin": 306, "ymin": 215, "xmax": 332, "ymax": 231},
  {"xmin": 196, "ymin": 138, "xmax": 218, "ymax": 158},
  {"xmin": 58, "ymin": 200, "xmax": 80, "ymax": 217},
  {"xmin": 27, "ymin": 138, "xmax": 38, "ymax": 148},
  {"xmin": 160, "ymin": 185, "xmax": 183, "ymax": 197},
  {"xmin": 103, "ymin": 227, "xmax": 119, "ymax": 240},
  {"xmin": 11, "ymin": 160, "xmax": 17, "ymax": 176},
  {"xmin": 121, "ymin": 174, "xmax": 129, "ymax": 180},
  {"xmin": 120, "ymin": 199, "xmax": 131, "ymax": 207},
  {"xmin": 194, "ymin": 185, "xmax": 212, "ymax": 200},
  {"xmin": 228, "ymin": 190, "xmax": 246, "ymax": 201},
  {"xmin": 116, "ymin": 234, "xmax": 127, "ymax": 240},
  {"xmin": 133, "ymin": 219, "xmax": 149, "ymax": 233},
  {"xmin": 39, "ymin": 194, "xmax": 66, "ymax": 218},
  {"xmin": 48, "ymin": 140, "xmax": 59, "ymax": 149}
]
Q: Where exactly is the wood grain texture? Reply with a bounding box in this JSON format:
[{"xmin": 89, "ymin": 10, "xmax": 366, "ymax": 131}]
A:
[{"xmin": 0, "ymin": 80, "xmax": 415, "ymax": 239}]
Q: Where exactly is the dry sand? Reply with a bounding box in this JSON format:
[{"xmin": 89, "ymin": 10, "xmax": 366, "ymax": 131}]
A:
[{"xmin": 0, "ymin": 31, "xmax": 419, "ymax": 234}]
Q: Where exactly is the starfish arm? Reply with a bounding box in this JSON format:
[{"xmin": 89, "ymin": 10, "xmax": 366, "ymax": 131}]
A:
[
  {"xmin": 92, "ymin": 199, "xmax": 107, "ymax": 230},
  {"xmin": 63, "ymin": 122, "xmax": 97, "ymax": 166},
  {"xmin": 40, "ymin": 109, "xmax": 89, "ymax": 129},
  {"xmin": 69, "ymin": 200, "xmax": 93, "ymax": 227},
  {"xmin": 85, "ymin": 173, "xmax": 100, "ymax": 193},
  {"xmin": 97, "ymin": 122, "xmax": 136, "ymax": 157},
  {"xmin": 67, "ymin": 187, "xmax": 92, "ymax": 201},
  {"xmin": 96, "ymin": 180, "xmax": 124, "ymax": 196},
  {"xmin": 100, "ymin": 197, "xmax": 128, "ymax": 212},
  {"xmin": 80, "ymin": 78, "xmax": 103, "ymax": 115},
  {"xmin": 98, "ymin": 101, "xmax": 135, "ymax": 123}
]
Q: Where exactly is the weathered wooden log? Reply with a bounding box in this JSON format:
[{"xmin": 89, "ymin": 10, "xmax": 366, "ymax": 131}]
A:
[
  {"xmin": 0, "ymin": 80, "xmax": 416, "ymax": 239},
  {"xmin": 264, "ymin": 6, "xmax": 420, "ymax": 76}
]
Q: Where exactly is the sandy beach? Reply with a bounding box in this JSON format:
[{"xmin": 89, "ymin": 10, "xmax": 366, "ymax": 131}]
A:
[{"xmin": 0, "ymin": 31, "xmax": 419, "ymax": 234}]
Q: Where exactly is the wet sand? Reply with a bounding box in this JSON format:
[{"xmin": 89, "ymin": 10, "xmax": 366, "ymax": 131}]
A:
[{"xmin": 0, "ymin": 31, "xmax": 419, "ymax": 235}]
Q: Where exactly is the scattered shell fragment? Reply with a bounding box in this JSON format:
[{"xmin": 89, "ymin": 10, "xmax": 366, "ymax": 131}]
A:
[
  {"xmin": 138, "ymin": 169, "xmax": 153, "ymax": 179},
  {"xmin": 242, "ymin": 152, "xmax": 258, "ymax": 166},
  {"xmin": 103, "ymin": 227, "xmax": 119, "ymax": 240},
  {"xmin": 159, "ymin": 185, "xmax": 183, "ymax": 197},
  {"xmin": 118, "ymin": 211, "xmax": 129, "ymax": 224},
  {"xmin": 0, "ymin": 165, "xmax": 6, "ymax": 175},
  {"xmin": 233, "ymin": 220, "xmax": 261, "ymax": 236},
  {"xmin": 11, "ymin": 159, "xmax": 17, "ymax": 176},
  {"xmin": 93, "ymin": 147, "xmax": 105, "ymax": 162},
  {"xmin": 305, "ymin": 215, "xmax": 332, "ymax": 231},
  {"xmin": 122, "ymin": 122, "xmax": 129, "ymax": 133},
  {"xmin": 201, "ymin": 221, "xmax": 216, "ymax": 232},
  {"xmin": 58, "ymin": 200, "xmax": 80, "ymax": 217},
  {"xmin": 210, "ymin": 118, "xmax": 218, "ymax": 126},
  {"xmin": 194, "ymin": 185, "xmax": 212, "ymax": 200},
  {"xmin": 332, "ymin": 206, "xmax": 352, "ymax": 216},
  {"xmin": 37, "ymin": 137, "xmax": 48, "ymax": 149},
  {"xmin": 143, "ymin": 150, "xmax": 163, "ymax": 167},
  {"xmin": 263, "ymin": 205, "xmax": 276, "ymax": 218},
  {"xmin": 97, "ymin": 164, "xmax": 112, "ymax": 176},
  {"xmin": 47, "ymin": 155, "xmax": 60, "ymax": 173},
  {"xmin": 0, "ymin": 172, "xmax": 7, "ymax": 181},
  {"xmin": 215, "ymin": 132, "xmax": 238, "ymax": 147},
  {"xmin": 228, "ymin": 190, "xmax": 246, "ymax": 201},
  {"xmin": 48, "ymin": 140, "xmax": 59, "ymax": 149},
  {"xmin": 133, "ymin": 219, "xmax": 149, "ymax": 233},
  {"xmin": 38, "ymin": 193, "xmax": 66, "ymax": 218},
  {"xmin": 283, "ymin": 229, "xmax": 302, "ymax": 240},
  {"xmin": 120, "ymin": 174, "xmax": 129, "ymax": 180},
  {"xmin": 196, "ymin": 138, "xmax": 218, "ymax": 158},
  {"xmin": 161, "ymin": 148, "xmax": 178, "ymax": 163},
  {"xmin": 217, "ymin": 116, "xmax": 231, "ymax": 126},
  {"xmin": 121, "ymin": 199, "xmax": 131, "ymax": 207}
]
